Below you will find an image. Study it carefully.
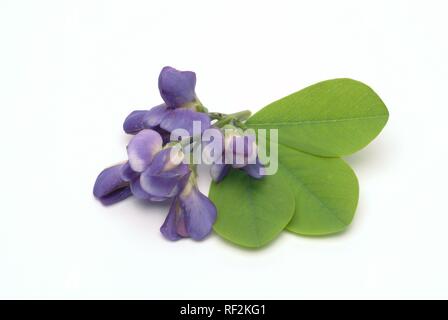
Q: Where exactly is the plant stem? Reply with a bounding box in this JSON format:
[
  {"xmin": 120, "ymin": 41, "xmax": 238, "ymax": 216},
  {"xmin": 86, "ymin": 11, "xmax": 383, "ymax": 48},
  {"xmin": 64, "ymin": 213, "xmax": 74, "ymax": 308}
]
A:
[
  {"xmin": 211, "ymin": 110, "xmax": 252, "ymax": 128},
  {"xmin": 208, "ymin": 112, "xmax": 226, "ymax": 120},
  {"xmin": 230, "ymin": 110, "xmax": 252, "ymax": 121}
]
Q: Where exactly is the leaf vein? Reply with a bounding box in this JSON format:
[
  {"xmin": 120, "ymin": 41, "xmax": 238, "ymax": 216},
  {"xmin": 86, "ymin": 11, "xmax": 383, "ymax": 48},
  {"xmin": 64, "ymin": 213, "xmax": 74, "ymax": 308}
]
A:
[
  {"xmin": 278, "ymin": 160, "xmax": 348, "ymax": 227},
  {"xmin": 248, "ymin": 114, "xmax": 387, "ymax": 127}
]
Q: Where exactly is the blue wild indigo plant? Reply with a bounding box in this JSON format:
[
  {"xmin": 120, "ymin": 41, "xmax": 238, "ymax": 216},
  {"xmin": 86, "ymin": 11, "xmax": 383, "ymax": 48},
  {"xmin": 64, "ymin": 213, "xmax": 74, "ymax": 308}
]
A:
[{"xmin": 94, "ymin": 66, "xmax": 388, "ymax": 248}]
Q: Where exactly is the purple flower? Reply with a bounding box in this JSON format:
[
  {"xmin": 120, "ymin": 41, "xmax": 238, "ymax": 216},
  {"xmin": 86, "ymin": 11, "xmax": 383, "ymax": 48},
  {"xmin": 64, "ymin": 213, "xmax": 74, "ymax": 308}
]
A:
[
  {"xmin": 121, "ymin": 108, "xmax": 171, "ymax": 143},
  {"xmin": 160, "ymin": 180, "xmax": 217, "ymax": 241},
  {"xmin": 123, "ymin": 67, "xmax": 211, "ymax": 137},
  {"xmin": 124, "ymin": 129, "xmax": 191, "ymax": 201},
  {"xmin": 93, "ymin": 163, "xmax": 132, "ymax": 205},
  {"xmin": 158, "ymin": 66, "xmax": 197, "ymax": 108},
  {"xmin": 125, "ymin": 129, "xmax": 216, "ymax": 241},
  {"xmin": 93, "ymin": 129, "xmax": 191, "ymax": 205},
  {"xmin": 204, "ymin": 128, "xmax": 265, "ymax": 182}
]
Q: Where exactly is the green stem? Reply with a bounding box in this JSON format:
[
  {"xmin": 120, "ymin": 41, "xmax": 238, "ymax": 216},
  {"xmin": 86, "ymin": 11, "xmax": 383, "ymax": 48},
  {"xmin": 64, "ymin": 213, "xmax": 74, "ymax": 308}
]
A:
[
  {"xmin": 208, "ymin": 112, "xmax": 226, "ymax": 120},
  {"xmin": 212, "ymin": 110, "xmax": 252, "ymax": 128},
  {"xmin": 195, "ymin": 98, "xmax": 208, "ymax": 113},
  {"xmin": 189, "ymin": 163, "xmax": 198, "ymax": 177},
  {"xmin": 213, "ymin": 116, "xmax": 234, "ymax": 128},
  {"xmin": 229, "ymin": 110, "xmax": 251, "ymax": 121}
]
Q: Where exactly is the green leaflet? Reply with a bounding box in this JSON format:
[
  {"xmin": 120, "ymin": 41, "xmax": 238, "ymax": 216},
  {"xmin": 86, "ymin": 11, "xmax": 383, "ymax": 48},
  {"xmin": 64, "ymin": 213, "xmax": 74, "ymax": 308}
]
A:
[
  {"xmin": 278, "ymin": 144, "xmax": 359, "ymax": 235},
  {"xmin": 246, "ymin": 78, "xmax": 389, "ymax": 157},
  {"xmin": 210, "ymin": 169, "xmax": 295, "ymax": 248}
]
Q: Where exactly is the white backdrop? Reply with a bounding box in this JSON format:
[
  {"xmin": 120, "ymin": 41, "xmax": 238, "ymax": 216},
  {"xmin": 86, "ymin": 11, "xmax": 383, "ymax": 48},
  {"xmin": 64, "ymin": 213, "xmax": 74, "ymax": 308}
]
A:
[{"xmin": 1, "ymin": 0, "xmax": 447, "ymax": 299}]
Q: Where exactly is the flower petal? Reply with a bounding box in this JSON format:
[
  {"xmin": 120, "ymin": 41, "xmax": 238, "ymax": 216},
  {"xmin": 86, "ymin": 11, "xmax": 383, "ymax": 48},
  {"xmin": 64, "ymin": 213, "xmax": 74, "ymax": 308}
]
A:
[
  {"xmin": 160, "ymin": 109, "xmax": 211, "ymax": 136},
  {"xmin": 242, "ymin": 157, "xmax": 265, "ymax": 179},
  {"xmin": 210, "ymin": 163, "xmax": 230, "ymax": 182},
  {"xmin": 93, "ymin": 164, "xmax": 127, "ymax": 198},
  {"xmin": 127, "ymin": 129, "xmax": 163, "ymax": 172},
  {"xmin": 123, "ymin": 105, "xmax": 171, "ymax": 135},
  {"xmin": 130, "ymin": 178, "xmax": 168, "ymax": 202},
  {"xmin": 140, "ymin": 168, "xmax": 190, "ymax": 198},
  {"xmin": 93, "ymin": 164, "xmax": 132, "ymax": 205},
  {"xmin": 175, "ymin": 210, "xmax": 189, "ymax": 237},
  {"xmin": 230, "ymin": 134, "xmax": 257, "ymax": 167},
  {"xmin": 160, "ymin": 199, "xmax": 183, "ymax": 241},
  {"xmin": 180, "ymin": 186, "xmax": 217, "ymax": 240},
  {"xmin": 98, "ymin": 186, "xmax": 132, "ymax": 206},
  {"xmin": 143, "ymin": 148, "xmax": 190, "ymax": 177},
  {"xmin": 120, "ymin": 161, "xmax": 139, "ymax": 182},
  {"xmin": 123, "ymin": 110, "xmax": 149, "ymax": 134},
  {"xmin": 143, "ymin": 104, "xmax": 170, "ymax": 127},
  {"xmin": 201, "ymin": 129, "xmax": 224, "ymax": 164},
  {"xmin": 158, "ymin": 66, "xmax": 197, "ymax": 108},
  {"xmin": 232, "ymin": 134, "xmax": 256, "ymax": 156}
]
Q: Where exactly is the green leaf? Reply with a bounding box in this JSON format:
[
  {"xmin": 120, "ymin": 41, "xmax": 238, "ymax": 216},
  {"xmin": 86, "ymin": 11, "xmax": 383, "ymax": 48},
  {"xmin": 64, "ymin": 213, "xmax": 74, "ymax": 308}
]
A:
[
  {"xmin": 209, "ymin": 169, "xmax": 295, "ymax": 248},
  {"xmin": 278, "ymin": 144, "xmax": 359, "ymax": 235},
  {"xmin": 246, "ymin": 78, "xmax": 389, "ymax": 157}
]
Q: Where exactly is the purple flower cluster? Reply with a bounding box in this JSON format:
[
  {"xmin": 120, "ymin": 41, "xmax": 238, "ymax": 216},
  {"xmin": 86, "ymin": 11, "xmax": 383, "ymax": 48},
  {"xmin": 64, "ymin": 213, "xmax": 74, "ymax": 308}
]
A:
[
  {"xmin": 94, "ymin": 128, "xmax": 217, "ymax": 241},
  {"xmin": 93, "ymin": 66, "xmax": 265, "ymax": 242},
  {"xmin": 123, "ymin": 66, "xmax": 211, "ymax": 138},
  {"xmin": 205, "ymin": 127, "xmax": 265, "ymax": 182}
]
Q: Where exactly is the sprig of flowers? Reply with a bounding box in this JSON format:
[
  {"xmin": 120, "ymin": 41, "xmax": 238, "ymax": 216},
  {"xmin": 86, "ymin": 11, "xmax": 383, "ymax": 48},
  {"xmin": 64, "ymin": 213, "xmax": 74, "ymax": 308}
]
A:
[
  {"xmin": 93, "ymin": 67, "xmax": 388, "ymax": 248},
  {"xmin": 93, "ymin": 66, "xmax": 264, "ymax": 241}
]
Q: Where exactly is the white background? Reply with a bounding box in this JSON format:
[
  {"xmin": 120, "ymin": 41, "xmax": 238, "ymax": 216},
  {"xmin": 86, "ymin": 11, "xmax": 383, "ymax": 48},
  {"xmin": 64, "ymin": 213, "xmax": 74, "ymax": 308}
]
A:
[{"xmin": 1, "ymin": 0, "xmax": 447, "ymax": 299}]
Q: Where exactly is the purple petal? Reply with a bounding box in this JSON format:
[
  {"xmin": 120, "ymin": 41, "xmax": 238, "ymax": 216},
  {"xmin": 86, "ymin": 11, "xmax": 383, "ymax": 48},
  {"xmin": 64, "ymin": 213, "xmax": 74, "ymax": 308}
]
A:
[
  {"xmin": 143, "ymin": 148, "xmax": 190, "ymax": 177},
  {"xmin": 160, "ymin": 109, "xmax": 211, "ymax": 136},
  {"xmin": 93, "ymin": 164, "xmax": 127, "ymax": 198},
  {"xmin": 93, "ymin": 164, "xmax": 132, "ymax": 205},
  {"xmin": 210, "ymin": 163, "xmax": 230, "ymax": 182},
  {"xmin": 160, "ymin": 199, "xmax": 183, "ymax": 241},
  {"xmin": 142, "ymin": 148, "xmax": 171, "ymax": 174},
  {"xmin": 130, "ymin": 178, "xmax": 168, "ymax": 202},
  {"xmin": 98, "ymin": 186, "xmax": 132, "ymax": 206},
  {"xmin": 120, "ymin": 162, "xmax": 139, "ymax": 182},
  {"xmin": 242, "ymin": 157, "xmax": 265, "ymax": 179},
  {"xmin": 232, "ymin": 135, "xmax": 256, "ymax": 156},
  {"xmin": 140, "ymin": 168, "xmax": 190, "ymax": 198},
  {"xmin": 143, "ymin": 104, "xmax": 170, "ymax": 127},
  {"xmin": 158, "ymin": 66, "xmax": 197, "ymax": 108},
  {"xmin": 123, "ymin": 110, "xmax": 149, "ymax": 134},
  {"xmin": 180, "ymin": 186, "xmax": 217, "ymax": 240},
  {"xmin": 175, "ymin": 210, "xmax": 189, "ymax": 237},
  {"xmin": 127, "ymin": 129, "xmax": 163, "ymax": 172},
  {"xmin": 229, "ymin": 135, "xmax": 257, "ymax": 167},
  {"xmin": 136, "ymin": 144, "xmax": 190, "ymax": 198},
  {"xmin": 123, "ymin": 105, "xmax": 171, "ymax": 135}
]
